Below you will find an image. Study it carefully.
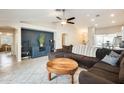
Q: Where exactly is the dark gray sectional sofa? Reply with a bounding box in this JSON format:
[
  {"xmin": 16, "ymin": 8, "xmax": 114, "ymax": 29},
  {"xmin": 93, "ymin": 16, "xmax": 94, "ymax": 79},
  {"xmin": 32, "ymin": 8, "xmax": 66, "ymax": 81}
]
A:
[
  {"xmin": 79, "ymin": 49, "xmax": 124, "ymax": 84},
  {"xmin": 48, "ymin": 45, "xmax": 124, "ymax": 84}
]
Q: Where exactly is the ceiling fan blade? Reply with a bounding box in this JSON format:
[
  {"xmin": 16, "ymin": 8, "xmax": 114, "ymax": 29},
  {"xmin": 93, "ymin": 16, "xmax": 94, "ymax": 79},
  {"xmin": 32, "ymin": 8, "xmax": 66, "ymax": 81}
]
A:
[
  {"xmin": 67, "ymin": 17, "xmax": 75, "ymax": 21},
  {"xmin": 56, "ymin": 16, "xmax": 62, "ymax": 20},
  {"xmin": 67, "ymin": 22, "xmax": 75, "ymax": 24}
]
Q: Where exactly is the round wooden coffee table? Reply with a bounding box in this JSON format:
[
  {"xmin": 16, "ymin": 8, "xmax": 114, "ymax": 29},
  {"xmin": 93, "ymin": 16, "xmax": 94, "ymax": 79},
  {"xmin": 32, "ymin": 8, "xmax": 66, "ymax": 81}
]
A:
[{"xmin": 47, "ymin": 58, "xmax": 78, "ymax": 84}]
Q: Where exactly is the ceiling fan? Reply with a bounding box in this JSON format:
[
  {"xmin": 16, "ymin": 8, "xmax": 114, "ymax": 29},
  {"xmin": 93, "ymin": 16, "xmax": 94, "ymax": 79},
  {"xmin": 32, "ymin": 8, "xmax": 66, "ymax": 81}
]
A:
[{"xmin": 54, "ymin": 9, "xmax": 75, "ymax": 25}]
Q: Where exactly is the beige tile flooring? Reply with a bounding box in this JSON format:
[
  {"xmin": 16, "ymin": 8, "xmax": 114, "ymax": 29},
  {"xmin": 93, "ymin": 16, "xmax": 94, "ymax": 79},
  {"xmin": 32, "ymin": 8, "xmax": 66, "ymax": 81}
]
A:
[
  {"xmin": 0, "ymin": 52, "xmax": 16, "ymax": 68},
  {"xmin": 0, "ymin": 53, "xmax": 85, "ymax": 84}
]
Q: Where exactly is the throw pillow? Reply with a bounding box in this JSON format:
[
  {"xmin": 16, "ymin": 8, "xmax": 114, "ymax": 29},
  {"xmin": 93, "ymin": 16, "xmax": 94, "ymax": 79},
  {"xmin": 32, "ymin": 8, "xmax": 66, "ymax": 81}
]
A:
[
  {"xmin": 109, "ymin": 51, "xmax": 120, "ymax": 58},
  {"xmin": 117, "ymin": 50, "xmax": 124, "ymax": 66},
  {"xmin": 119, "ymin": 57, "xmax": 124, "ymax": 83},
  {"xmin": 101, "ymin": 55, "xmax": 119, "ymax": 66},
  {"xmin": 62, "ymin": 45, "xmax": 73, "ymax": 53}
]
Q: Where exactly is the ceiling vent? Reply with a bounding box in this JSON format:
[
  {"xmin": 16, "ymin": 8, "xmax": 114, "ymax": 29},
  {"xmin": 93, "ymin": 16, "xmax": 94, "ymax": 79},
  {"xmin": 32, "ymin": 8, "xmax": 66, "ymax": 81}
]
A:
[
  {"xmin": 55, "ymin": 9, "xmax": 65, "ymax": 12},
  {"xmin": 96, "ymin": 14, "xmax": 100, "ymax": 17}
]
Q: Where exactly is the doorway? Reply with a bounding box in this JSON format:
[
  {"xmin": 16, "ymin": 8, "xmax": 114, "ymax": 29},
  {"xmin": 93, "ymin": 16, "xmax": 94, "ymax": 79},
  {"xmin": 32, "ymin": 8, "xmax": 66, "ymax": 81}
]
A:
[
  {"xmin": 62, "ymin": 33, "xmax": 66, "ymax": 46},
  {"xmin": 0, "ymin": 27, "xmax": 16, "ymax": 67}
]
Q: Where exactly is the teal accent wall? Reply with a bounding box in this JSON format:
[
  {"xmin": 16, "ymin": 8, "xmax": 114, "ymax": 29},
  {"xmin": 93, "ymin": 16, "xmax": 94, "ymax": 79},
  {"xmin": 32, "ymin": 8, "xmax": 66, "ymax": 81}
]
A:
[{"xmin": 21, "ymin": 28, "xmax": 54, "ymax": 58}]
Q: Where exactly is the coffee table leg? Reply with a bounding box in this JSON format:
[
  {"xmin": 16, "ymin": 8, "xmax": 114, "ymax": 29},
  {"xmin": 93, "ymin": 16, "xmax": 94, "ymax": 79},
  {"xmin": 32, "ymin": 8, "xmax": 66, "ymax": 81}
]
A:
[
  {"xmin": 71, "ymin": 74, "xmax": 74, "ymax": 84},
  {"xmin": 48, "ymin": 72, "xmax": 51, "ymax": 81}
]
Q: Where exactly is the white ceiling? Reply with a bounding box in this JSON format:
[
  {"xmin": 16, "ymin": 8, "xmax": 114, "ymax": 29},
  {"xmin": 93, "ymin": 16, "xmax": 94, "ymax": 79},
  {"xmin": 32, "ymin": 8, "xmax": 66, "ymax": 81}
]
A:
[{"xmin": 0, "ymin": 9, "xmax": 124, "ymax": 30}]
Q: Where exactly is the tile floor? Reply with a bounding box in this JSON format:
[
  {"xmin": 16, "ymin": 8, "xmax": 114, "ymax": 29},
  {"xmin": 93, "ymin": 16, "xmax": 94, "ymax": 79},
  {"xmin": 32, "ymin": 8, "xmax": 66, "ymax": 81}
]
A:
[{"xmin": 0, "ymin": 54, "xmax": 86, "ymax": 84}]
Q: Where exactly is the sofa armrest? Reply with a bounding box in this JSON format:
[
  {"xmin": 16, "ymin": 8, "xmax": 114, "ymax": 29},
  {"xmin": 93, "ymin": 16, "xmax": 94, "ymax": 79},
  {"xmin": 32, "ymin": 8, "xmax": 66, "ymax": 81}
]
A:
[
  {"xmin": 79, "ymin": 71, "xmax": 114, "ymax": 84},
  {"xmin": 48, "ymin": 52, "xmax": 64, "ymax": 60},
  {"xmin": 56, "ymin": 49, "xmax": 63, "ymax": 52}
]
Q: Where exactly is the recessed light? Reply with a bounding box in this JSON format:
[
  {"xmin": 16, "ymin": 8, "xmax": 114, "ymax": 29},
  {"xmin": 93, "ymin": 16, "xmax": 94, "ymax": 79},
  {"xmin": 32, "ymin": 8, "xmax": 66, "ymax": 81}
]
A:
[
  {"xmin": 95, "ymin": 24, "xmax": 98, "ymax": 26},
  {"xmin": 112, "ymin": 21, "xmax": 116, "ymax": 23},
  {"xmin": 91, "ymin": 19, "xmax": 95, "ymax": 21},
  {"xmin": 0, "ymin": 32, "xmax": 2, "ymax": 35},
  {"xmin": 110, "ymin": 14, "xmax": 115, "ymax": 17},
  {"xmin": 96, "ymin": 14, "xmax": 100, "ymax": 17}
]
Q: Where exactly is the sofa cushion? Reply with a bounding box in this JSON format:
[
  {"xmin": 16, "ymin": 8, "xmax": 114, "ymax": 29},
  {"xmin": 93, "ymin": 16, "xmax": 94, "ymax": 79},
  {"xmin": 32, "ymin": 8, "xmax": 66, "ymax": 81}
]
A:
[
  {"xmin": 72, "ymin": 44, "xmax": 97, "ymax": 57},
  {"xmin": 96, "ymin": 48, "xmax": 111, "ymax": 60},
  {"xmin": 64, "ymin": 53, "xmax": 99, "ymax": 68},
  {"xmin": 93, "ymin": 62, "xmax": 120, "ymax": 74},
  {"xmin": 79, "ymin": 71, "xmax": 114, "ymax": 84},
  {"xmin": 64, "ymin": 53, "xmax": 83, "ymax": 62},
  {"xmin": 101, "ymin": 55, "xmax": 119, "ymax": 66},
  {"xmin": 72, "ymin": 44, "xmax": 85, "ymax": 55},
  {"xmin": 96, "ymin": 48, "xmax": 122, "ymax": 60},
  {"xmin": 48, "ymin": 52, "xmax": 64, "ymax": 60},
  {"xmin": 109, "ymin": 51, "xmax": 120, "ymax": 58},
  {"xmin": 78, "ymin": 56, "xmax": 99, "ymax": 68},
  {"xmin": 85, "ymin": 46, "xmax": 98, "ymax": 57},
  {"xmin": 119, "ymin": 57, "xmax": 124, "ymax": 83},
  {"xmin": 89, "ymin": 67, "xmax": 119, "ymax": 83},
  {"xmin": 62, "ymin": 45, "xmax": 73, "ymax": 53},
  {"xmin": 117, "ymin": 50, "xmax": 124, "ymax": 66}
]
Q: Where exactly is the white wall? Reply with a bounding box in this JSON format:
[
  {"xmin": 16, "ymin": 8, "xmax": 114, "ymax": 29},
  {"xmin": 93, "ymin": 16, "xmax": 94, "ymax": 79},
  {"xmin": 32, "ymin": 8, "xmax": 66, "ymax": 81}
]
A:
[
  {"xmin": 15, "ymin": 27, "xmax": 21, "ymax": 61},
  {"xmin": 87, "ymin": 25, "xmax": 122, "ymax": 46},
  {"xmin": 0, "ymin": 22, "xmax": 80, "ymax": 61},
  {"xmin": 66, "ymin": 29, "xmax": 80, "ymax": 45},
  {"xmin": 88, "ymin": 27, "xmax": 95, "ymax": 46},
  {"xmin": 56, "ymin": 25, "xmax": 80, "ymax": 46},
  {"xmin": 95, "ymin": 25, "xmax": 122, "ymax": 35},
  {"xmin": 76, "ymin": 28, "xmax": 88, "ymax": 44}
]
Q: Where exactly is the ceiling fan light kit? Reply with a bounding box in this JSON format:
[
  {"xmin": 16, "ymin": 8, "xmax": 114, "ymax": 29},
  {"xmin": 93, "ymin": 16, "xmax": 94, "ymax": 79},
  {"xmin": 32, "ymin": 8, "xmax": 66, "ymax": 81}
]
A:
[
  {"xmin": 54, "ymin": 9, "xmax": 75, "ymax": 25},
  {"xmin": 61, "ymin": 20, "xmax": 67, "ymax": 25}
]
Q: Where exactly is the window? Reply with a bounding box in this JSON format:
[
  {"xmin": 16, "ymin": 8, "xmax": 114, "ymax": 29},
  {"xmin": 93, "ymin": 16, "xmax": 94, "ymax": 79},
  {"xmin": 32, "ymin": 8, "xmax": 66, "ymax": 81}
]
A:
[
  {"xmin": 1, "ymin": 35, "xmax": 13, "ymax": 45},
  {"xmin": 95, "ymin": 34, "xmax": 117, "ymax": 47}
]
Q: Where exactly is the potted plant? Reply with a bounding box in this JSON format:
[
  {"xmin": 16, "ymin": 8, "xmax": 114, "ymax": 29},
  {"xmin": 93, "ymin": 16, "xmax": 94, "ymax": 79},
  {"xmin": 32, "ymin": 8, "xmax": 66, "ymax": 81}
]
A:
[{"xmin": 38, "ymin": 33, "xmax": 45, "ymax": 47}]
